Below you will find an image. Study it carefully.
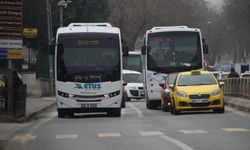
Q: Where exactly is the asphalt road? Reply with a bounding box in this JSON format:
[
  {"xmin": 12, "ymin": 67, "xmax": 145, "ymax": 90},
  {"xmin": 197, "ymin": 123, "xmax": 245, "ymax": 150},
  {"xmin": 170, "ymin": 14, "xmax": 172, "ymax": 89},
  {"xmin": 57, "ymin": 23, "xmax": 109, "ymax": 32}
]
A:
[{"xmin": 4, "ymin": 100, "xmax": 250, "ymax": 150}]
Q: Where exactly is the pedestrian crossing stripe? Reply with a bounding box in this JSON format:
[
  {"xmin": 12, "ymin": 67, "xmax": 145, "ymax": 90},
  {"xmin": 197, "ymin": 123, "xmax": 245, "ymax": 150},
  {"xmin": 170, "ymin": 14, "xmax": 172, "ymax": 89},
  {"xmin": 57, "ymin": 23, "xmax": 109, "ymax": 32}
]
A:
[
  {"xmin": 13, "ymin": 134, "xmax": 36, "ymax": 142},
  {"xmin": 97, "ymin": 132, "xmax": 122, "ymax": 138},
  {"xmin": 179, "ymin": 130, "xmax": 207, "ymax": 134},
  {"xmin": 222, "ymin": 128, "xmax": 250, "ymax": 132},
  {"xmin": 56, "ymin": 134, "xmax": 78, "ymax": 139},
  {"xmin": 139, "ymin": 131, "xmax": 164, "ymax": 136}
]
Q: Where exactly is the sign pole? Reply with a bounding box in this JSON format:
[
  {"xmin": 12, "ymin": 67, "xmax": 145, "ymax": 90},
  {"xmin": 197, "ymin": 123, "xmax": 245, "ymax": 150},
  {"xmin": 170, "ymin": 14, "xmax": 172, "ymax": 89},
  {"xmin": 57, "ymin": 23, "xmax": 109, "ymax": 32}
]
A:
[{"xmin": 8, "ymin": 60, "xmax": 13, "ymax": 115}]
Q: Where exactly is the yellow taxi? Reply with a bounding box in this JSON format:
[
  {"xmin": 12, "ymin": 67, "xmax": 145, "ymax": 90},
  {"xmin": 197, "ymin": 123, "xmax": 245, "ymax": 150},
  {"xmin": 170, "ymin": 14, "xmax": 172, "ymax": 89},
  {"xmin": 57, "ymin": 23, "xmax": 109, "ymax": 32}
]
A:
[{"xmin": 170, "ymin": 70, "xmax": 224, "ymax": 115}]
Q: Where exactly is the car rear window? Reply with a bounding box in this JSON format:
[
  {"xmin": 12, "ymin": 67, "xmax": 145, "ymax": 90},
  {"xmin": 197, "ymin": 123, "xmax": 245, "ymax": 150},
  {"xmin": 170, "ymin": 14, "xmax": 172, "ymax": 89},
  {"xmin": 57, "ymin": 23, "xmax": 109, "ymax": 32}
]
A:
[{"xmin": 178, "ymin": 74, "xmax": 217, "ymax": 86}]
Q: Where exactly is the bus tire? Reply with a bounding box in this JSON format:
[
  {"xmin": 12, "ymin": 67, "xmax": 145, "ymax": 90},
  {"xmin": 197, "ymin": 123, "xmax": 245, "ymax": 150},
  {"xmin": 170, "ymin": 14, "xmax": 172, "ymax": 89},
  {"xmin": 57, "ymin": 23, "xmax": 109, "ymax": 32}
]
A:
[
  {"xmin": 107, "ymin": 108, "xmax": 121, "ymax": 117},
  {"xmin": 58, "ymin": 108, "xmax": 66, "ymax": 118},
  {"xmin": 146, "ymin": 100, "xmax": 154, "ymax": 109}
]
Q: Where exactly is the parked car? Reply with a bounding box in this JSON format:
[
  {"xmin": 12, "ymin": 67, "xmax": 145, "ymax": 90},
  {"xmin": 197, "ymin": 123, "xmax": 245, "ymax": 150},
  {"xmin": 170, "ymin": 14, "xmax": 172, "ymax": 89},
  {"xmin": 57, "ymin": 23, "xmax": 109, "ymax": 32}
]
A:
[
  {"xmin": 241, "ymin": 71, "xmax": 250, "ymax": 78},
  {"xmin": 170, "ymin": 70, "xmax": 224, "ymax": 115},
  {"xmin": 122, "ymin": 70, "xmax": 144, "ymax": 101},
  {"xmin": 159, "ymin": 73, "xmax": 177, "ymax": 112}
]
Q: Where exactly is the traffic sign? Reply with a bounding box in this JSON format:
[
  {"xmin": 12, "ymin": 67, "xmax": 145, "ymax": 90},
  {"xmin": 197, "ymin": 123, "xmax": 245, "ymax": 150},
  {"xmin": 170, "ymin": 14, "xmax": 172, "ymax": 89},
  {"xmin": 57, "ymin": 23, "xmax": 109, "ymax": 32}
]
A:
[
  {"xmin": 7, "ymin": 49, "xmax": 23, "ymax": 59},
  {"xmin": 23, "ymin": 28, "xmax": 38, "ymax": 38}
]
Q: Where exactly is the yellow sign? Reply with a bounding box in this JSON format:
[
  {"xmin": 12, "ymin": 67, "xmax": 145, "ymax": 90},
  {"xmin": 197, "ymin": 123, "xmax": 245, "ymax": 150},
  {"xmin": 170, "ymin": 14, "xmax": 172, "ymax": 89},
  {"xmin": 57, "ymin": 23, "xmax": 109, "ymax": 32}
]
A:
[
  {"xmin": 7, "ymin": 50, "xmax": 23, "ymax": 59},
  {"xmin": 23, "ymin": 28, "xmax": 38, "ymax": 38}
]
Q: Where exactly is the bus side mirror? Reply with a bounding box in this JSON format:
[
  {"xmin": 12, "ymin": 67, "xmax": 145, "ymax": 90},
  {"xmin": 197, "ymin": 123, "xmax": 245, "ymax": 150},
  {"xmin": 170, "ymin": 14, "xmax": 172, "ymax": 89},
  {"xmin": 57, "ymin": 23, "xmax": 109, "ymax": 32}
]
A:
[
  {"xmin": 123, "ymin": 46, "xmax": 129, "ymax": 56},
  {"xmin": 202, "ymin": 38, "xmax": 208, "ymax": 54},
  {"xmin": 141, "ymin": 45, "xmax": 146, "ymax": 55},
  {"xmin": 203, "ymin": 44, "xmax": 209, "ymax": 54}
]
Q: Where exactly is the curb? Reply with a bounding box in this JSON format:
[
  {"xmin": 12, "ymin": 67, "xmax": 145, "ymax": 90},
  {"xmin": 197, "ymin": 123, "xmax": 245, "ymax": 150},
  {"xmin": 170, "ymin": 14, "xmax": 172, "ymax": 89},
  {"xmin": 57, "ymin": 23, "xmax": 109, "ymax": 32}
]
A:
[
  {"xmin": 225, "ymin": 96, "xmax": 250, "ymax": 113},
  {"xmin": 0, "ymin": 101, "xmax": 56, "ymax": 123}
]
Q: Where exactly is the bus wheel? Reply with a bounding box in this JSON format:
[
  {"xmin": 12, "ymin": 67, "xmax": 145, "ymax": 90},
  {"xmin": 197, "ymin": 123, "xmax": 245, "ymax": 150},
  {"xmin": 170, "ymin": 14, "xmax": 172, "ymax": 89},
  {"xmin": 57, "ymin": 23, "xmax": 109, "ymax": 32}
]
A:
[
  {"xmin": 58, "ymin": 109, "xmax": 66, "ymax": 118},
  {"xmin": 107, "ymin": 108, "xmax": 121, "ymax": 117},
  {"xmin": 146, "ymin": 101, "xmax": 154, "ymax": 109}
]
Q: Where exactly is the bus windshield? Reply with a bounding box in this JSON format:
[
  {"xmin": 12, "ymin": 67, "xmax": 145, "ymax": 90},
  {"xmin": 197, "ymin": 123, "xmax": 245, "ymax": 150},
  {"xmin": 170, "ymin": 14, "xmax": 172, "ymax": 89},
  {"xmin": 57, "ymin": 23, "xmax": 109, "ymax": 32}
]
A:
[
  {"xmin": 57, "ymin": 33, "xmax": 120, "ymax": 82},
  {"xmin": 147, "ymin": 32, "xmax": 202, "ymax": 73},
  {"xmin": 123, "ymin": 54, "xmax": 142, "ymax": 72}
]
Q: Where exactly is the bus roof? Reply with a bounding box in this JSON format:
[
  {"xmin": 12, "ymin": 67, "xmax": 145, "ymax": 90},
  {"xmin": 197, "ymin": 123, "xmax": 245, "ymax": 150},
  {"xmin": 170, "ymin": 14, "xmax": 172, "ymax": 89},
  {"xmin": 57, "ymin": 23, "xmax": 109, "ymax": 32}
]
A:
[
  {"xmin": 57, "ymin": 23, "xmax": 120, "ymax": 35},
  {"xmin": 147, "ymin": 26, "xmax": 201, "ymax": 34}
]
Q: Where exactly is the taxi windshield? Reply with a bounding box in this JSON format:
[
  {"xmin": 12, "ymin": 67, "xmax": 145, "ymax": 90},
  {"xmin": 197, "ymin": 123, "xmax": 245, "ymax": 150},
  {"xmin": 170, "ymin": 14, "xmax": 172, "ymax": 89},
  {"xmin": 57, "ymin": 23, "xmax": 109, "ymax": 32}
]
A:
[{"xmin": 178, "ymin": 74, "xmax": 217, "ymax": 86}]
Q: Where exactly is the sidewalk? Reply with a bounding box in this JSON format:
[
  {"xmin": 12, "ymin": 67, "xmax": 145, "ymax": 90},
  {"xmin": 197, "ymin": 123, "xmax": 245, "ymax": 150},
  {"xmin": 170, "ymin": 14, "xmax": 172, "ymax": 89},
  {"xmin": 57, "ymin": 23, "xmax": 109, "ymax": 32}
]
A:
[
  {"xmin": 225, "ymin": 96, "xmax": 250, "ymax": 113},
  {"xmin": 0, "ymin": 96, "xmax": 56, "ymax": 149},
  {"xmin": 0, "ymin": 96, "xmax": 56, "ymax": 122}
]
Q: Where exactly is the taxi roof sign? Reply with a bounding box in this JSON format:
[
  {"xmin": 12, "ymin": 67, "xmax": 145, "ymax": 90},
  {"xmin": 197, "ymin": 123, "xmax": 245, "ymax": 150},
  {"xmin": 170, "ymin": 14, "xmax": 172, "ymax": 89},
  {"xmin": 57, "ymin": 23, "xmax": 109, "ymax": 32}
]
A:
[{"xmin": 191, "ymin": 70, "xmax": 201, "ymax": 75}]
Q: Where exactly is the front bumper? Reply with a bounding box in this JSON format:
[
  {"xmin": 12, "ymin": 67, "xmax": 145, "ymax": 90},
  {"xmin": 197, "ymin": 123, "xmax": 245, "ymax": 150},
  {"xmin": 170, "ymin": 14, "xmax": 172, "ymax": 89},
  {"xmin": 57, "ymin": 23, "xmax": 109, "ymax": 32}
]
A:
[{"xmin": 174, "ymin": 95, "xmax": 224, "ymax": 111}]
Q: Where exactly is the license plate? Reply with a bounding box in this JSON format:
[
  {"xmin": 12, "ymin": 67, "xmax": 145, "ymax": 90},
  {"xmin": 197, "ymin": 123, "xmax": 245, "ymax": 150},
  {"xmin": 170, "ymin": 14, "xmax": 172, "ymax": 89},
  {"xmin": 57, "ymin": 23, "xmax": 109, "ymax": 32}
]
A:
[
  {"xmin": 81, "ymin": 103, "xmax": 97, "ymax": 108},
  {"xmin": 192, "ymin": 99, "xmax": 208, "ymax": 103}
]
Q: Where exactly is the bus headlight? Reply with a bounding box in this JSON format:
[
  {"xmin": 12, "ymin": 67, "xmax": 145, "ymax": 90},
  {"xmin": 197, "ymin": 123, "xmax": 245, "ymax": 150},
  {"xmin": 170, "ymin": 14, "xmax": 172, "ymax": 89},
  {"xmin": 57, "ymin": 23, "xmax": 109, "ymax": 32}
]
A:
[
  {"xmin": 177, "ymin": 91, "xmax": 187, "ymax": 98},
  {"xmin": 58, "ymin": 91, "xmax": 69, "ymax": 98}
]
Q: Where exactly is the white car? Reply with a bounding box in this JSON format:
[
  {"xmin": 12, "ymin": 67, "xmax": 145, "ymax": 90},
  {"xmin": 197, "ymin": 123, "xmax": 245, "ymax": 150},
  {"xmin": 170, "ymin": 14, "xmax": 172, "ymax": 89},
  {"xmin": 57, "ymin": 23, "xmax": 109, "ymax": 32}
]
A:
[
  {"xmin": 122, "ymin": 70, "xmax": 144, "ymax": 101},
  {"xmin": 241, "ymin": 71, "xmax": 250, "ymax": 78}
]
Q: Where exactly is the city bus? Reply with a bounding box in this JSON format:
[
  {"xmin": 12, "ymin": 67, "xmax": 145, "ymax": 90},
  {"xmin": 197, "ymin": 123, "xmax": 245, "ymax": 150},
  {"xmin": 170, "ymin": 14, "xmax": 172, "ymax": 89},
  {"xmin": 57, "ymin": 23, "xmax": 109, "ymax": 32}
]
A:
[
  {"xmin": 55, "ymin": 23, "xmax": 123, "ymax": 117},
  {"xmin": 141, "ymin": 26, "xmax": 208, "ymax": 109},
  {"xmin": 123, "ymin": 51, "xmax": 142, "ymax": 72}
]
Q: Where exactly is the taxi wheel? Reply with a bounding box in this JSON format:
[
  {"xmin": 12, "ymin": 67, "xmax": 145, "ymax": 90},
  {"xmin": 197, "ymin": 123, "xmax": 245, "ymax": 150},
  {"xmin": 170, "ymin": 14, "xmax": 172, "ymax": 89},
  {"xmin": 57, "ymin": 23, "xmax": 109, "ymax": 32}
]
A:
[
  {"xmin": 213, "ymin": 106, "xmax": 225, "ymax": 113},
  {"xmin": 172, "ymin": 102, "xmax": 180, "ymax": 115}
]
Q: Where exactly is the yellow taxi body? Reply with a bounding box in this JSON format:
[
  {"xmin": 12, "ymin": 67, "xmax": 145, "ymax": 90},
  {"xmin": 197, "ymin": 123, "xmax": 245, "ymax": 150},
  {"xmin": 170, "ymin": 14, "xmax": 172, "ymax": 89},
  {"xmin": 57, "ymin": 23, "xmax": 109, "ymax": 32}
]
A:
[{"xmin": 171, "ymin": 70, "xmax": 224, "ymax": 111}]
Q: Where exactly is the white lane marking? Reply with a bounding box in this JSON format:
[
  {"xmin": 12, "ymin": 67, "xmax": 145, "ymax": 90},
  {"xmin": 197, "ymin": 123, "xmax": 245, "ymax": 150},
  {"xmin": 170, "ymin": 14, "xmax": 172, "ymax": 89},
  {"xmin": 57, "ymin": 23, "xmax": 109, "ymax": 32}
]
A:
[
  {"xmin": 159, "ymin": 134, "xmax": 195, "ymax": 150},
  {"xmin": 140, "ymin": 131, "xmax": 194, "ymax": 150},
  {"xmin": 97, "ymin": 132, "xmax": 122, "ymax": 138},
  {"xmin": 226, "ymin": 107, "xmax": 250, "ymax": 117},
  {"xmin": 128, "ymin": 103, "xmax": 144, "ymax": 118},
  {"xmin": 140, "ymin": 131, "xmax": 164, "ymax": 136},
  {"xmin": 29, "ymin": 111, "xmax": 57, "ymax": 134},
  {"xmin": 13, "ymin": 134, "xmax": 36, "ymax": 142},
  {"xmin": 179, "ymin": 130, "xmax": 207, "ymax": 134},
  {"xmin": 56, "ymin": 134, "xmax": 78, "ymax": 139},
  {"xmin": 222, "ymin": 128, "xmax": 250, "ymax": 132},
  {"xmin": 42, "ymin": 97, "xmax": 56, "ymax": 101}
]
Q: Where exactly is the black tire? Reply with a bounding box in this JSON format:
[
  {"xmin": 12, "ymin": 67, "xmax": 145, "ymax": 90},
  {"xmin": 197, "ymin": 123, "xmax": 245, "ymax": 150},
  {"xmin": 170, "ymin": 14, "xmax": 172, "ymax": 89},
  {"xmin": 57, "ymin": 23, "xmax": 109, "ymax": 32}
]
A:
[
  {"xmin": 121, "ymin": 99, "xmax": 126, "ymax": 108},
  {"xmin": 146, "ymin": 100, "xmax": 154, "ymax": 109},
  {"xmin": 57, "ymin": 108, "xmax": 66, "ymax": 118},
  {"xmin": 107, "ymin": 108, "xmax": 121, "ymax": 117},
  {"xmin": 161, "ymin": 103, "xmax": 169, "ymax": 112},
  {"xmin": 67, "ymin": 111, "xmax": 74, "ymax": 117},
  {"xmin": 172, "ymin": 102, "xmax": 180, "ymax": 115},
  {"xmin": 213, "ymin": 106, "xmax": 225, "ymax": 113}
]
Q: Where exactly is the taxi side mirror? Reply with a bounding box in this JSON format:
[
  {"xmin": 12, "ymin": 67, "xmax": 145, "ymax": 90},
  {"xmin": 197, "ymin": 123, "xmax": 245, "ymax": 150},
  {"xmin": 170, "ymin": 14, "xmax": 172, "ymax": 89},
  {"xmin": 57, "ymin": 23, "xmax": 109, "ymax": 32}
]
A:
[
  {"xmin": 219, "ymin": 81, "xmax": 224, "ymax": 86},
  {"xmin": 169, "ymin": 84, "xmax": 174, "ymax": 89}
]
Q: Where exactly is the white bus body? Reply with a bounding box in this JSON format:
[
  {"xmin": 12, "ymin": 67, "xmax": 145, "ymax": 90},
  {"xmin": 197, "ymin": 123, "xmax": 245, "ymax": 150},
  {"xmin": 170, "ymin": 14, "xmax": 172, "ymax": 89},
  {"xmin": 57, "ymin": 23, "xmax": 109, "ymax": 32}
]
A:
[
  {"xmin": 142, "ymin": 26, "xmax": 206, "ymax": 109},
  {"xmin": 55, "ymin": 23, "xmax": 123, "ymax": 117}
]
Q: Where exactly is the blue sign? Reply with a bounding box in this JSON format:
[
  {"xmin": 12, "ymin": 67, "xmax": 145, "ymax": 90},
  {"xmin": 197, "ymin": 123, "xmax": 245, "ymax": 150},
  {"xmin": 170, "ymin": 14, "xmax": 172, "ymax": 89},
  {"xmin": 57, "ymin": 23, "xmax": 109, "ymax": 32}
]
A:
[
  {"xmin": 0, "ymin": 49, "xmax": 7, "ymax": 59},
  {"xmin": 74, "ymin": 83, "xmax": 101, "ymax": 90}
]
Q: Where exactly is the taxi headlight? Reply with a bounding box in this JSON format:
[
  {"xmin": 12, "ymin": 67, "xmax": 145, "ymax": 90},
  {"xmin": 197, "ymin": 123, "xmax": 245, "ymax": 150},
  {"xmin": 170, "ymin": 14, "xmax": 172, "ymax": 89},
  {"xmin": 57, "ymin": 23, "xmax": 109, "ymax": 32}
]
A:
[
  {"xmin": 212, "ymin": 89, "xmax": 221, "ymax": 96},
  {"xmin": 177, "ymin": 91, "xmax": 187, "ymax": 97}
]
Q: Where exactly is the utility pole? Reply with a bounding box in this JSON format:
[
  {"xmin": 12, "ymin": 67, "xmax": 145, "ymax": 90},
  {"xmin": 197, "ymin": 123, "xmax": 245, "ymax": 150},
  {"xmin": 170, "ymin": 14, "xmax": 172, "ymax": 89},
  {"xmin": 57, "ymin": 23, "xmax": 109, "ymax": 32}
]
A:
[{"xmin": 46, "ymin": 0, "xmax": 54, "ymax": 95}]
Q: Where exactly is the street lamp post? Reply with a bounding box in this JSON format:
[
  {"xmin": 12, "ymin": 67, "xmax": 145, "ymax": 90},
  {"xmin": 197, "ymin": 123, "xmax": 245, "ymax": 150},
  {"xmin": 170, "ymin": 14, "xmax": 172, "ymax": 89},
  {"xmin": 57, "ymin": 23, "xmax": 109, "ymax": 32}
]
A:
[{"xmin": 57, "ymin": 0, "xmax": 71, "ymax": 27}]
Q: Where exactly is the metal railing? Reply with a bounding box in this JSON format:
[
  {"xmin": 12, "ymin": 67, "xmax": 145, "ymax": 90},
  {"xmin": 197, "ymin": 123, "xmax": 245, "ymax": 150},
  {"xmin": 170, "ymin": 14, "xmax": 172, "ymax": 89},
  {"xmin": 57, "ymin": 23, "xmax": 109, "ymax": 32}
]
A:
[
  {"xmin": 0, "ymin": 80, "xmax": 26, "ymax": 117},
  {"xmin": 223, "ymin": 78, "xmax": 250, "ymax": 99}
]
